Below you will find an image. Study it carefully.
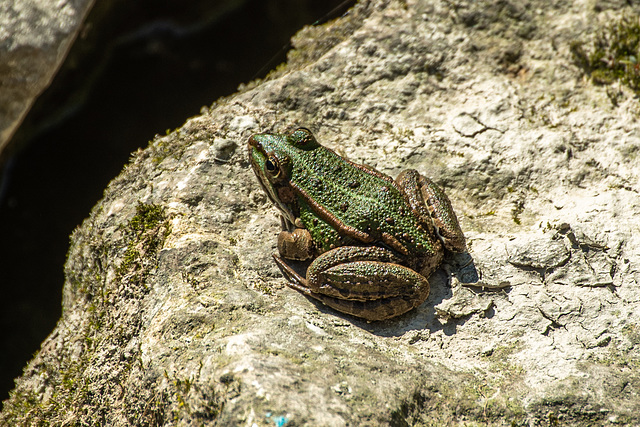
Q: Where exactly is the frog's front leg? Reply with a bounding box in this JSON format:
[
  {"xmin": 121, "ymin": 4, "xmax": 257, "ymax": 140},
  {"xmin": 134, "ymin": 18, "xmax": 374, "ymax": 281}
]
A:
[
  {"xmin": 277, "ymin": 228, "xmax": 315, "ymax": 261},
  {"xmin": 396, "ymin": 170, "xmax": 467, "ymax": 252},
  {"xmin": 274, "ymin": 214, "xmax": 315, "ymax": 261},
  {"xmin": 273, "ymin": 246, "xmax": 430, "ymax": 321}
]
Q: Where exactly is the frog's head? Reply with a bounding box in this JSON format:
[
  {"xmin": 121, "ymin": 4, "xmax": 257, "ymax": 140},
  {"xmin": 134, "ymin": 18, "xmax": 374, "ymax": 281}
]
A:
[{"xmin": 248, "ymin": 127, "xmax": 319, "ymax": 225}]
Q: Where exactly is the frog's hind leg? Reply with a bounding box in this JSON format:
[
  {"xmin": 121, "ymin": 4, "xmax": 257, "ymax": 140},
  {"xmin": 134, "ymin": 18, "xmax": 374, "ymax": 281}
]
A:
[
  {"xmin": 308, "ymin": 292, "xmax": 429, "ymax": 321},
  {"xmin": 305, "ymin": 259, "xmax": 431, "ymax": 321},
  {"xmin": 272, "ymin": 254, "xmax": 308, "ymax": 287},
  {"xmin": 396, "ymin": 170, "xmax": 467, "ymax": 252},
  {"xmin": 274, "ymin": 252, "xmax": 430, "ymax": 321}
]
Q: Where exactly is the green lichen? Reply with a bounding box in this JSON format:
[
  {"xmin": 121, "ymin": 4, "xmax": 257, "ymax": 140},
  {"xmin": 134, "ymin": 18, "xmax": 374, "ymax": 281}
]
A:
[
  {"xmin": 164, "ymin": 370, "xmax": 224, "ymax": 423},
  {"xmin": 511, "ymin": 200, "xmax": 524, "ymax": 225},
  {"xmin": 588, "ymin": 328, "xmax": 640, "ymax": 369},
  {"xmin": 622, "ymin": 323, "xmax": 640, "ymax": 347},
  {"xmin": 148, "ymin": 130, "xmax": 190, "ymax": 165},
  {"xmin": 1, "ymin": 203, "xmax": 172, "ymax": 425},
  {"xmin": 571, "ymin": 16, "xmax": 640, "ymax": 96},
  {"xmin": 116, "ymin": 202, "xmax": 171, "ymax": 287},
  {"xmin": 389, "ymin": 379, "xmax": 528, "ymax": 426},
  {"xmin": 127, "ymin": 203, "xmax": 168, "ymax": 242}
]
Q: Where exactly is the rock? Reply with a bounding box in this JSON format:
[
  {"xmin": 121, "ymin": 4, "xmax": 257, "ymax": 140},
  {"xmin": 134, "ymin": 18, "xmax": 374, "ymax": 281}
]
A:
[
  {"xmin": 0, "ymin": 0, "xmax": 94, "ymax": 157},
  {"xmin": 507, "ymin": 234, "xmax": 570, "ymax": 270},
  {"xmin": 210, "ymin": 138, "xmax": 238, "ymax": 162},
  {"xmin": 3, "ymin": 0, "xmax": 640, "ymax": 425}
]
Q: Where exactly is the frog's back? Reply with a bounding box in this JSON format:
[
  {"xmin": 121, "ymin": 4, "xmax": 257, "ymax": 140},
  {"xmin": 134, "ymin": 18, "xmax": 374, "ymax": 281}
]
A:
[{"xmin": 290, "ymin": 145, "xmax": 437, "ymax": 256}]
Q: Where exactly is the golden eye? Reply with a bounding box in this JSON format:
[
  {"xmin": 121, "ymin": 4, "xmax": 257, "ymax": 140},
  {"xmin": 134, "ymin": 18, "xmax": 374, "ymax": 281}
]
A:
[{"xmin": 266, "ymin": 155, "xmax": 280, "ymax": 176}]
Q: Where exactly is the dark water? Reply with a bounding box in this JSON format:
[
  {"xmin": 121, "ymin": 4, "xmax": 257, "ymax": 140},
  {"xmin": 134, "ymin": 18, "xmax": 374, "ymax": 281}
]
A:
[{"xmin": 0, "ymin": 0, "xmax": 353, "ymax": 404}]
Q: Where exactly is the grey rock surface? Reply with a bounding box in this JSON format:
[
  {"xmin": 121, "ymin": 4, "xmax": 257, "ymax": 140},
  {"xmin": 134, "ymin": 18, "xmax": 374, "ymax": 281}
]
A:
[
  {"xmin": 2, "ymin": 0, "xmax": 640, "ymax": 425},
  {"xmin": 0, "ymin": 0, "xmax": 94, "ymax": 156}
]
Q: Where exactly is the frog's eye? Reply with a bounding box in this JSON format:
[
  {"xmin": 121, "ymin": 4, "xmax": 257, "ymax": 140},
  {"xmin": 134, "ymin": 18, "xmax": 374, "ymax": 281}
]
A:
[{"xmin": 265, "ymin": 155, "xmax": 281, "ymax": 177}]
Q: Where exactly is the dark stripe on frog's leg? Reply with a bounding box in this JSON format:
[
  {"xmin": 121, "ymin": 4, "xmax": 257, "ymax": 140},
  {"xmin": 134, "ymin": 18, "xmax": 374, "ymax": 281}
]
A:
[
  {"xmin": 275, "ymin": 246, "xmax": 431, "ymax": 320},
  {"xmin": 312, "ymin": 260, "xmax": 429, "ymax": 301},
  {"xmin": 275, "ymin": 255, "xmax": 430, "ymax": 321},
  {"xmin": 396, "ymin": 170, "xmax": 466, "ymax": 252},
  {"xmin": 307, "ymin": 246, "xmax": 403, "ymax": 282},
  {"xmin": 305, "ymin": 289, "xmax": 430, "ymax": 321}
]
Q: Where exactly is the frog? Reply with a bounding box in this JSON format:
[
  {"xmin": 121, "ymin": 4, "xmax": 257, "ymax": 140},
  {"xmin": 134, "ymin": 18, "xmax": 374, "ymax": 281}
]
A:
[{"xmin": 248, "ymin": 127, "xmax": 467, "ymax": 321}]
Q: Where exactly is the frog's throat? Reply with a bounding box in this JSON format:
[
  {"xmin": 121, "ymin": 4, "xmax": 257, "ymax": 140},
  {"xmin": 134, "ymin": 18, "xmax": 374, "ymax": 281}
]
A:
[{"xmin": 250, "ymin": 162, "xmax": 297, "ymax": 226}]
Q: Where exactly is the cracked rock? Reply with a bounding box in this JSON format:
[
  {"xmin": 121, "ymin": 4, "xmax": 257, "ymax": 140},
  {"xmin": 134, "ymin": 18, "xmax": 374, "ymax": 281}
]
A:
[
  {"xmin": 507, "ymin": 234, "xmax": 570, "ymax": 270},
  {"xmin": 451, "ymin": 113, "xmax": 486, "ymax": 137}
]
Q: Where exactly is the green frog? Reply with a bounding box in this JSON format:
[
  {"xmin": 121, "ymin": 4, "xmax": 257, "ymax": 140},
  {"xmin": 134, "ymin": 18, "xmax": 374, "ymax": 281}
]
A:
[{"xmin": 248, "ymin": 127, "xmax": 466, "ymax": 321}]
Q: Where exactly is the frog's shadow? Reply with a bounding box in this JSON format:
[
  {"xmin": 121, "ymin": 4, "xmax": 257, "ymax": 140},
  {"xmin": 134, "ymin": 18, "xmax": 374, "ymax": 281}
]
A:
[
  {"xmin": 369, "ymin": 252, "xmax": 502, "ymax": 337},
  {"xmin": 288, "ymin": 252, "xmax": 489, "ymax": 337}
]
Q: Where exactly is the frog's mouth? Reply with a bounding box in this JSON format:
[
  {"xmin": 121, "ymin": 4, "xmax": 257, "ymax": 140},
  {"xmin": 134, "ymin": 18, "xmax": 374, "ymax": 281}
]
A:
[{"xmin": 248, "ymin": 136, "xmax": 298, "ymax": 227}]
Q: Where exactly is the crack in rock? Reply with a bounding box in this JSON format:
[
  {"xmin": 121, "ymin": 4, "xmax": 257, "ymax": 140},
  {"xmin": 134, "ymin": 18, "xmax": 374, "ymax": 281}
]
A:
[{"xmin": 451, "ymin": 112, "xmax": 504, "ymax": 137}]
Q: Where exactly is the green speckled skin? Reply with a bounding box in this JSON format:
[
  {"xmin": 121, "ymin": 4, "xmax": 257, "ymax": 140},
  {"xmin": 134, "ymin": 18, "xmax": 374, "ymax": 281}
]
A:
[{"xmin": 249, "ymin": 128, "xmax": 466, "ymax": 320}]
